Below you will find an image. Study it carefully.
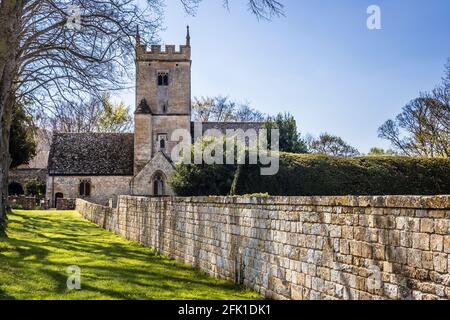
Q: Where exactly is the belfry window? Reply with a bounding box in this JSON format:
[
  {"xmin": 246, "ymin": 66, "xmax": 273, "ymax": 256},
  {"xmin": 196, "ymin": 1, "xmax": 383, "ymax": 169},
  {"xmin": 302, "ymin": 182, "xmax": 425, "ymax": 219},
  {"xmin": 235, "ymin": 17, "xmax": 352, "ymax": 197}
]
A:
[
  {"xmin": 79, "ymin": 180, "xmax": 91, "ymax": 197},
  {"xmin": 157, "ymin": 72, "xmax": 169, "ymax": 86}
]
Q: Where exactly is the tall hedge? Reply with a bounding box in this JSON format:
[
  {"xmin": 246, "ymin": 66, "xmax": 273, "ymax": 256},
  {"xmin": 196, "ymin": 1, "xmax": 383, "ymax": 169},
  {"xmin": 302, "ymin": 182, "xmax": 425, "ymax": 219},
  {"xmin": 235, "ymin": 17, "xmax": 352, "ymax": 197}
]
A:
[{"xmin": 169, "ymin": 153, "xmax": 450, "ymax": 196}]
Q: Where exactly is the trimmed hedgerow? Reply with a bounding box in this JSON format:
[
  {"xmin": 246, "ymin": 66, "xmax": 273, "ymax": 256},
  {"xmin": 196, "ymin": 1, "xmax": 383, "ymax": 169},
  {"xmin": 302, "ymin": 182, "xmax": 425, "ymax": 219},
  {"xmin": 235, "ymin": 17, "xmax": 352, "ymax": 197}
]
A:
[{"xmin": 169, "ymin": 153, "xmax": 450, "ymax": 196}]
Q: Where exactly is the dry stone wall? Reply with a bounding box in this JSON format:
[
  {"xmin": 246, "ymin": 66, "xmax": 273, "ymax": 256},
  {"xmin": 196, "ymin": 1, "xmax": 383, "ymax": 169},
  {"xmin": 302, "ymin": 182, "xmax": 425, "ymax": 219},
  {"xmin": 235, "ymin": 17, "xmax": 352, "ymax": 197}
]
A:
[
  {"xmin": 56, "ymin": 198, "xmax": 76, "ymax": 210},
  {"xmin": 76, "ymin": 195, "xmax": 450, "ymax": 300},
  {"xmin": 9, "ymin": 195, "xmax": 38, "ymax": 210}
]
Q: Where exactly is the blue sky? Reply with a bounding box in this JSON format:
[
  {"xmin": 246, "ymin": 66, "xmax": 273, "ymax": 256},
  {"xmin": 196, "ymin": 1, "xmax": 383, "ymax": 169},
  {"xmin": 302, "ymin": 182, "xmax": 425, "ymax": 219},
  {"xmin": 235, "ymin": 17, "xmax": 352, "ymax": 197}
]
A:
[{"xmin": 122, "ymin": 0, "xmax": 450, "ymax": 153}]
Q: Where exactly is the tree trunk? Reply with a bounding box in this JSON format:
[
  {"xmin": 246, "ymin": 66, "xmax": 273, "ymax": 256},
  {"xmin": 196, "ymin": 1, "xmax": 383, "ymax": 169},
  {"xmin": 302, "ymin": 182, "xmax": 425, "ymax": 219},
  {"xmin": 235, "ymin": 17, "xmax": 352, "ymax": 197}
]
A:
[
  {"xmin": 0, "ymin": 0, "xmax": 24, "ymax": 236},
  {"xmin": 0, "ymin": 0, "xmax": 22, "ymax": 109},
  {"xmin": 229, "ymin": 164, "xmax": 242, "ymax": 196},
  {"xmin": 0, "ymin": 96, "xmax": 13, "ymax": 236}
]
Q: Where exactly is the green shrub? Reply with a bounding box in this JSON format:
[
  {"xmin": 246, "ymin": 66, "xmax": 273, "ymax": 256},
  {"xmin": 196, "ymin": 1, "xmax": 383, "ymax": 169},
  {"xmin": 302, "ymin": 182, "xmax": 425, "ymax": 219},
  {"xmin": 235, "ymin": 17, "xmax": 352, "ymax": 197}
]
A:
[
  {"xmin": 24, "ymin": 178, "xmax": 46, "ymax": 197},
  {"xmin": 10, "ymin": 203, "xmax": 24, "ymax": 210},
  {"xmin": 169, "ymin": 153, "xmax": 450, "ymax": 196},
  {"xmin": 169, "ymin": 163, "xmax": 236, "ymax": 196}
]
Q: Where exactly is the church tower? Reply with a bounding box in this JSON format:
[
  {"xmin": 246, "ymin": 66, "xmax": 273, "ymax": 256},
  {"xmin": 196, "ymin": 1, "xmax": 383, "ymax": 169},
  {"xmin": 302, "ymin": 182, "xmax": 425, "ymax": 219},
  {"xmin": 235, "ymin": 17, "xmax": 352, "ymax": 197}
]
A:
[{"xmin": 134, "ymin": 27, "xmax": 192, "ymax": 174}]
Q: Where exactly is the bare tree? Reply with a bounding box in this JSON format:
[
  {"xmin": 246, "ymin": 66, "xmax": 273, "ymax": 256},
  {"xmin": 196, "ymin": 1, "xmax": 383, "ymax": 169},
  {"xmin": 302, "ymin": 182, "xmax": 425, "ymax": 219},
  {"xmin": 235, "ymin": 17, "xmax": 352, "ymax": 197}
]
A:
[
  {"xmin": 378, "ymin": 61, "xmax": 450, "ymax": 158},
  {"xmin": 192, "ymin": 96, "xmax": 265, "ymax": 122},
  {"xmin": 0, "ymin": 0, "xmax": 284, "ymax": 233},
  {"xmin": 222, "ymin": 0, "xmax": 284, "ymax": 20},
  {"xmin": 307, "ymin": 133, "xmax": 360, "ymax": 157},
  {"xmin": 235, "ymin": 103, "xmax": 265, "ymax": 121},
  {"xmin": 39, "ymin": 93, "xmax": 132, "ymax": 134},
  {"xmin": 0, "ymin": 0, "xmax": 164, "ymax": 234}
]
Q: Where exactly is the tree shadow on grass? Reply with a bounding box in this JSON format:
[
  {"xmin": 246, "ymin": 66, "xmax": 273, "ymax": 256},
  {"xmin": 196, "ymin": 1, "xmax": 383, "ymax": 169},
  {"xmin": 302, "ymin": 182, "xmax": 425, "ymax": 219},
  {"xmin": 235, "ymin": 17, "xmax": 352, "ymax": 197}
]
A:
[
  {"xmin": 0, "ymin": 288, "xmax": 16, "ymax": 300},
  {"xmin": 2, "ymin": 210, "xmax": 257, "ymax": 300}
]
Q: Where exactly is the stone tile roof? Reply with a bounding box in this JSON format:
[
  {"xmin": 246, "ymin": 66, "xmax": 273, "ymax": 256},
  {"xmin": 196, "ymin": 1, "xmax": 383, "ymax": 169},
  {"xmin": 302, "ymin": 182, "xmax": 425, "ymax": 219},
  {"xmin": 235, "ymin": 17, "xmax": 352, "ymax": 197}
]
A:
[{"xmin": 48, "ymin": 133, "xmax": 134, "ymax": 176}]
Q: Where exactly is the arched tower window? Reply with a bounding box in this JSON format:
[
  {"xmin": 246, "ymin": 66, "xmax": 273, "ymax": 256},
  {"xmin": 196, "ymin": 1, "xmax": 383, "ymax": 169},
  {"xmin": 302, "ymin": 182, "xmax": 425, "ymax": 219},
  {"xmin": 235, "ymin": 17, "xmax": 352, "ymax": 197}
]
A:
[
  {"xmin": 153, "ymin": 174, "xmax": 164, "ymax": 196},
  {"xmin": 157, "ymin": 72, "xmax": 169, "ymax": 86},
  {"xmin": 157, "ymin": 134, "xmax": 167, "ymax": 151}
]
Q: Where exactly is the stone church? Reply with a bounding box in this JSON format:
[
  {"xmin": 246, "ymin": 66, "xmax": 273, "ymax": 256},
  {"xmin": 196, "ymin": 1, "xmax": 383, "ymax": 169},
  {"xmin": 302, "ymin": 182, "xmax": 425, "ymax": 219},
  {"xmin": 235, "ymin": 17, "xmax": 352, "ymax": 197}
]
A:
[{"xmin": 46, "ymin": 27, "xmax": 262, "ymax": 207}]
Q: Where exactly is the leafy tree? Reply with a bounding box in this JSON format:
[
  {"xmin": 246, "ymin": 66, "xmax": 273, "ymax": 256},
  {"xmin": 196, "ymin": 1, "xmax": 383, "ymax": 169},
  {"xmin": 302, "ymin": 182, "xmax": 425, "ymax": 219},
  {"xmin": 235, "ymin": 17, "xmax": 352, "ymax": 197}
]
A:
[
  {"xmin": 378, "ymin": 60, "xmax": 450, "ymax": 157},
  {"xmin": 264, "ymin": 112, "xmax": 308, "ymax": 153},
  {"xmin": 169, "ymin": 136, "xmax": 237, "ymax": 196},
  {"xmin": 24, "ymin": 178, "xmax": 46, "ymax": 197},
  {"xmin": 98, "ymin": 93, "xmax": 132, "ymax": 133},
  {"xmin": 9, "ymin": 102, "xmax": 36, "ymax": 168},
  {"xmin": 192, "ymin": 96, "xmax": 265, "ymax": 122},
  {"xmin": 307, "ymin": 133, "xmax": 360, "ymax": 157}
]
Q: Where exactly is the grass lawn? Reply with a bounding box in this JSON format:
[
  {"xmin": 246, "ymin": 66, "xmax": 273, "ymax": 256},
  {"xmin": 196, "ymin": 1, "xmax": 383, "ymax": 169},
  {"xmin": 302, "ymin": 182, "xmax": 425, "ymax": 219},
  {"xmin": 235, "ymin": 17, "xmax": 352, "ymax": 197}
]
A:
[{"xmin": 0, "ymin": 210, "xmax": 260, "ymax": 300}]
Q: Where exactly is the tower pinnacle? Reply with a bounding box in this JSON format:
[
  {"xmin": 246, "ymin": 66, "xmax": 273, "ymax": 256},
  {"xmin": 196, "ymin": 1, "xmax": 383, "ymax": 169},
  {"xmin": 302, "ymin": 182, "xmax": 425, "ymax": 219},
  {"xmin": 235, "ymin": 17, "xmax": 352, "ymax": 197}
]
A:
[
  {"xmin": 136, "ymin": 25, "xmax": 141, "ymax": 45},
  {"xmin": 186, "ymin": 25, "xmax": 190, "ymax": 46}
]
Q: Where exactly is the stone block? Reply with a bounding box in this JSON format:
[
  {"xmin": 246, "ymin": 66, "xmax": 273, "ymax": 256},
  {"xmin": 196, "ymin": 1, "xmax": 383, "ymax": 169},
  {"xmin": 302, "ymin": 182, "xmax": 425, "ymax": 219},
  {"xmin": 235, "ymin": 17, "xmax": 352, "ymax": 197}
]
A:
[
  {"xmin": 420, "ymin": 219, "xmax": 434, "ymax": 233},
  {"xmin": 388, "ymin": 230, "xmax": 400, "ymax": 246},
  {"xmin": 433, "ymin": 253, "xmax": 447, "ymax": 273},
  {"xmin": 412, "ymin": 233, "xmax": 430, "ymax": 250},
  {"xmin": 421, "ymin": 251, "xmax": 434, "ymax": 270},
  {"xmin": 383, "ymin": 283, "xmax": 399, "ymax": 299},
  {"xmin": 430, "ymin": 235, "xmax": 443, "ymax": 252},
  {"xmin": 349, "ymin": 241, "xmax": 362, "ymax": 257},
  {"xmin": 400, "ymin": 231, "xmax": 413, "ymax": 248},
  {"xmin": 434, "ymin": 220, "xmax": 448, "ymax": 235},
  {"xmin": 407, "ymin": 249, "xmax": 422, "ymax": 268},
  {"xmin": 373, "ymin": 244, "xmax": 385, "ymax": 260},
  {"xmin": 341, "ymin": 226, "xmax": 354, "ymax": 239},
  {"xmin": 361, "ymin": 242, "xmax": 373, "ymax": 259},
  {"xmin": 329, "ymin": 225, "xmax": 342, "ymax": 238},
  {"xmin": 444, "ymin": 235, "xmax": 450, "ymax": 253},
  {"xmin": 290, "ymin": 284, "xmax": 303, "ymax": 300}
]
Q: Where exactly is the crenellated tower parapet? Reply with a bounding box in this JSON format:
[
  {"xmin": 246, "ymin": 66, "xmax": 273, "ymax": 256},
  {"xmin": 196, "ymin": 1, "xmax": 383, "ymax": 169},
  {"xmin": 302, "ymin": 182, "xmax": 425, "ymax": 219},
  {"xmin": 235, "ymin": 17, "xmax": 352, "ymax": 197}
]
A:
[{"xmin": 136, "ymin": 44, "xmax": 191, "ymax": 62}]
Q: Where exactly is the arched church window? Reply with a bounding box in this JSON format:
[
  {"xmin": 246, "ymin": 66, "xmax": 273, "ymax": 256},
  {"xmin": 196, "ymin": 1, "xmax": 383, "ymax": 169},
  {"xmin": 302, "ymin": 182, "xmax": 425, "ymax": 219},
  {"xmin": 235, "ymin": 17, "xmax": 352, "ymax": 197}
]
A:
[{"xmin": 79, "ymin": 180, "xmax": 91, "ymax": 196}]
